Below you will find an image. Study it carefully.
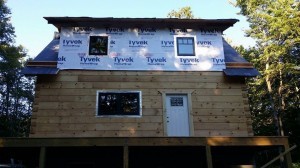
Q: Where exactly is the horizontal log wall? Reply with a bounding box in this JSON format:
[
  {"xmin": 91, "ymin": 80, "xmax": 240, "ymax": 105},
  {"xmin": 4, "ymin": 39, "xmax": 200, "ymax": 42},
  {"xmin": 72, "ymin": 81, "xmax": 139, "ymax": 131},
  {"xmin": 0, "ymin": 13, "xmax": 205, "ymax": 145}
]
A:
[{"xmin": 30, "ymin": 70, "xmax": 253, "ymax": 137}]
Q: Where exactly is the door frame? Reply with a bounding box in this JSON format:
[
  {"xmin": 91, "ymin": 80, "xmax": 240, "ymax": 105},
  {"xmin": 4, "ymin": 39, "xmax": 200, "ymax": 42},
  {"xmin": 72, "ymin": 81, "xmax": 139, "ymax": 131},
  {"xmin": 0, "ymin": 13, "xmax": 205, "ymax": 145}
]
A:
[{"xmin": 161, "ymin": 90, "xmax": 194, "ymax": 136}]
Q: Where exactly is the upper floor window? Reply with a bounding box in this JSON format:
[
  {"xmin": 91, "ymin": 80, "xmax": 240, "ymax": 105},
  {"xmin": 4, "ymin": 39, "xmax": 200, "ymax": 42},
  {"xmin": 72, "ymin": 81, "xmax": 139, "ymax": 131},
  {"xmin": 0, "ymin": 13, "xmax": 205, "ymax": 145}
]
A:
[
  {"xmin": 89, "ymin": 36, "xmax": 108, "ymax": 55},
  {"xmin": 176, "ymin": 36, "xmax": 196, "ymax": 56}
]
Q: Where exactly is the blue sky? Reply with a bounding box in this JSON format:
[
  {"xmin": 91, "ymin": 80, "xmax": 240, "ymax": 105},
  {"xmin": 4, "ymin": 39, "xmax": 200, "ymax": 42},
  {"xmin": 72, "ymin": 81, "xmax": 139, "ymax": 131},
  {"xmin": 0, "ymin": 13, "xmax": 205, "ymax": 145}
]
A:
[{"xmin": 7, "ymin": 0, "xmax": 255, "ymax": 58}]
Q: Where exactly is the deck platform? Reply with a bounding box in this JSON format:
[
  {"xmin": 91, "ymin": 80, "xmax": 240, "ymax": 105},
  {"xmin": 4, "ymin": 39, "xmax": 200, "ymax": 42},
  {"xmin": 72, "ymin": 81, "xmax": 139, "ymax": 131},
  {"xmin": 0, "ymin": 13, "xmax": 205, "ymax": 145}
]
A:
[{"xmin": 0, "ymin": 136, "xmax": 292, "ymax": 168}]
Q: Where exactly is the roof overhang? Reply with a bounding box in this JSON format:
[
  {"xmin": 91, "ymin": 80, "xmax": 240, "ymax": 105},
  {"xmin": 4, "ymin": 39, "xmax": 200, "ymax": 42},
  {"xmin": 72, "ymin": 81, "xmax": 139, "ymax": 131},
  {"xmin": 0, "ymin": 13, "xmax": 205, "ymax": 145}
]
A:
[
  {"xmin": 21, "ymin": 66, "xmax": 59, "ymax": 75},
  {"xmin": 223, "ymin": 68, "xmax": 260, "ymax": 77},
  {"xmin": 44, "ymin": 17, "xmax": 239, "ymax": 32}
]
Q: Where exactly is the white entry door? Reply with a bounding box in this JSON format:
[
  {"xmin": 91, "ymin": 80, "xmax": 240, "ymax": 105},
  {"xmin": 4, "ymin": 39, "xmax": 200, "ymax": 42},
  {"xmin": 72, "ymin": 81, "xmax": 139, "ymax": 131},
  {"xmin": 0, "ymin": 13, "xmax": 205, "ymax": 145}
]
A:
[{"xmin": 166, "ymin": 94, "xmax": 190, "ymax": 136}]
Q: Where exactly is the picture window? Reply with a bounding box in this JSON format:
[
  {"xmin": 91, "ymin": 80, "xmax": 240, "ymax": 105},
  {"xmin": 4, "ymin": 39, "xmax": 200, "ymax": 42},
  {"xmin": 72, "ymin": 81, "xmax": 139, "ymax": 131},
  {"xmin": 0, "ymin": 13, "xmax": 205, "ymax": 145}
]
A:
[{"xmin": 96, "ymin": 91, "xmax": 142, "ymax": 116}]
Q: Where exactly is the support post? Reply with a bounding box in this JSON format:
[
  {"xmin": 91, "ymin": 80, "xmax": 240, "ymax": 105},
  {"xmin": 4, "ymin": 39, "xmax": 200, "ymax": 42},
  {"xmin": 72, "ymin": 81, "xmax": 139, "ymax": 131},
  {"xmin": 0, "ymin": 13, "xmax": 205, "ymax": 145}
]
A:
[
  {"xmin": 261, "ymin": 145, "xmax": 296, "ymax": 168},
  {"xmin": 39, "ymin": 147, "xmax": 46, "ymax": 168},
  {"xmin": 123, "ymin": 146, "xmax": 129, "ymax": 168},
  {"xmin": 284, "ymin": 144, "xmax": 293, "ymax": 168},
  {"xmin": 206, "ymin": 145, "xmax": 213, "ymax": 168}
]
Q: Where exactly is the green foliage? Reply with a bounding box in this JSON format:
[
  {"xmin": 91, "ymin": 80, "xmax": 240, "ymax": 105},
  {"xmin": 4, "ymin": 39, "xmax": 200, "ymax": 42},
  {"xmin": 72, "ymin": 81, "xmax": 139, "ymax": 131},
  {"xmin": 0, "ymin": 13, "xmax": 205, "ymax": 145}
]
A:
[
  {"xmin": 0, "ymin": 0, "xmax": 14, "ymax": 45},
  {"xmin": 293, "ymin": 163, "xmax": 300, "ymax": 168},
  {"xmin": 0, "ymin": 0, "xmax": 34, "ymax": 137},
  {"xmin": 167, "ymin": 6, "xmax": 194, "ymax": 19},
  {"xmin": 234, "ymin": 0, "xmax": 300, "ymax": 163},
  {"xmin": 235, "ymin": 46, "xmax": 278, "ymax": 135}
]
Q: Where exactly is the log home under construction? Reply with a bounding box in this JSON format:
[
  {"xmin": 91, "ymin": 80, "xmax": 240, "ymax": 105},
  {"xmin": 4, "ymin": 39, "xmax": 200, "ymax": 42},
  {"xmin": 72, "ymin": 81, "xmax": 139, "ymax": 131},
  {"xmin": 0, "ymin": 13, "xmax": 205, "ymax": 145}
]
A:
[{"xmin": 0, "ymin": 17, "xmax": 293, "ymax": 168}]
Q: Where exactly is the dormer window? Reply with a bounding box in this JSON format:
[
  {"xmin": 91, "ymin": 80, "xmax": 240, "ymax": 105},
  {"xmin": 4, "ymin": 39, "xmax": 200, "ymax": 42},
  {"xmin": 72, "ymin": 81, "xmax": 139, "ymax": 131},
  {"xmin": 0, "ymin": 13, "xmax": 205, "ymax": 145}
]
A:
[
  {"xmin": 176, "ymin": 36, "xmax": 196, "ymax": 56},
  {"xmin": 89, "ymin": 36, "xmax": 109, "ymax": 55}
]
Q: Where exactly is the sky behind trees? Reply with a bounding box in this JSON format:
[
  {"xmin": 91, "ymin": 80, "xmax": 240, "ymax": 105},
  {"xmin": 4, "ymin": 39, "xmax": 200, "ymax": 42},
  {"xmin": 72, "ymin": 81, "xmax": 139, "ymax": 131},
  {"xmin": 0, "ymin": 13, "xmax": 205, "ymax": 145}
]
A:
[{"xmin": 7, "ymin": 0, "xmax": 255, "ymax": 58}]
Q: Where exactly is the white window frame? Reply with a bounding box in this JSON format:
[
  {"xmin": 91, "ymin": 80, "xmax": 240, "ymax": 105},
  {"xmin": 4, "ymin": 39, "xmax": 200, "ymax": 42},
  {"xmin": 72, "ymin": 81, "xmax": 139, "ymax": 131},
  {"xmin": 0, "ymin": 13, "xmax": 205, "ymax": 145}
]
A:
[{"xmin": 174, "ymin": 35, "xmax": 197, "ymax": 56}]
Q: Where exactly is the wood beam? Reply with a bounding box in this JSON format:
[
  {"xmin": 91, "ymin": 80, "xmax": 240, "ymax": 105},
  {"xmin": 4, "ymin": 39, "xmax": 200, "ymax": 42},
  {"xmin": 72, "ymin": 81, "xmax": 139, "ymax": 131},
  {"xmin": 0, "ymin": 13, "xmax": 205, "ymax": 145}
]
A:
[
  {"xmin": 123, "ymin": 146, "xmax": 129, "ymax": 168},
  {"xmin": 0, "ymin": 137, "xmax": 290, "ymax": 147},
  {"xmin": 39, "ymin": 147, "xmax": 46, "ymax": 168},
  {"xmin": 206, "ymin": 145, "xmax": 213, "ymax": 168}
]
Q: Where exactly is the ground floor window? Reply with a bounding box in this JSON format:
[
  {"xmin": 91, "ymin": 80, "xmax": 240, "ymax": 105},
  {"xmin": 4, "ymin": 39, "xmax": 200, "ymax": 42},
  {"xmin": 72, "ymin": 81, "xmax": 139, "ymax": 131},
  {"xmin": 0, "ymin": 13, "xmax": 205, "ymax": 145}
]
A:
[{"xmin": 96, "ymin": 91, "xmax": 142, "ymax": 116}]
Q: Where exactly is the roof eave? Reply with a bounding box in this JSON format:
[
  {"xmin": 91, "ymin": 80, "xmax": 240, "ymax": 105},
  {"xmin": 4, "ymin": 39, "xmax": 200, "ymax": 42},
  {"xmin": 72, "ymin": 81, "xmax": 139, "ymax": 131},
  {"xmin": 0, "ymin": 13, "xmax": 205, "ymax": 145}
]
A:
[{"xmin": 44, "ymin": 17, "xmax": 239, "ymax": 32}]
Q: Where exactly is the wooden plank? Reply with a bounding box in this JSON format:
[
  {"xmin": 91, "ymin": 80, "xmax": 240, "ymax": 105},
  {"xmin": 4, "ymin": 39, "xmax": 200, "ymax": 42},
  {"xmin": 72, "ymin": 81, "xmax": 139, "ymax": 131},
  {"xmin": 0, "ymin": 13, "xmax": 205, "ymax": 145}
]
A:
[
  {"xmin": 36, "ymin": 88, "xmax": 242, "ymax": 98},
  {"xmin": 192, "ymin": 95, "xmax": 244, "ymax": 102},
  {"xmin": 192, "ymin": 88, "xmax": 243, "ymax": 96},
  {"xmin": 54, "ymin": 75, "xmax": 78, "ymax": 82},
  {"xmin": 193, "ymin": 116, "xmax": 247, "ymax": 123},
  {"xmin": 194, "ymin": 130, "xmax": 249, "ymax": 136},
  {"xmin": 36, "ymin": 95, "xmax": 96, "ymax": 102},
  {"xmin": 206, "ymin": 145, "xmax": 213, "ymax": 168},
  {"xmin": 0, "ymin": 137, "xmax": 290, "ymax": 147},
  {"xmin": 37, "ymin": 101, "xmax": 163, "ymax": 110},
  {"xmin": 142, "ymin": 101, "xmax": 162, "ymax": 108},
  {"xmin": 92, "ymin": 81, "xmax": 243, "ymax": 89},
  {"xmin": 192, "ymin": 108, "xmax": 245, "ymax": 116},
  {"xmin": 123, "ymin": 146, "xmax": 129, "ymax": 168},
  {"xmin": 95, "ymin": 123, "xmax": 163, "ymax": 131},
  {"xmin": 194, "ymin": 123, "xmax": 247, "ymax": 130},
  {"xmin": 32, "ymin": 130, "xmax": 164, "ymax": 137},
  {"xmin": 35, "ymin": 116, "xmax": 163, "ymax": 124},
  {"xmin": 37, "ymin": 102, "xmax": 96, "ymax": 110},
  {"xmin": 188, "ymin": 93, "xmax": 195, "ymax": 136},
  {"xmin": 35, "ymin": 108, "xmax": 162, "ymax": 117},
  {"xmin": 161, "ymin": 93, "xmax": 168, "ymax": 136},
  {"xmin": 205, "ymin": 136, "xmax": 285, "ymax": 146},
  {"xmin": 36, "ymin": 102, "xmax": 161, "ymax": 110},
  {"xmin": 37, "ymin": 88, "xmax": 97, "ymax": 96},
  {"xmin": 36, "ymin": 88, "xmax": 161, "ymax": 96},
  {"xmin": 192, "ymin": 102, "xmax": 244, "ymax": 109},
  {"xmin": 39, "ymin": 147, "xmax": 46, "ymax": 168},
  {"xmin": 284, "ymin": 144, "xmax": 294, "ymax": 168},
  {"xmin": 39, "ymin": 82, "xmax": 93, "ymax": 89},
  {"xmin": 35, "ymin": 109, "xmax": 95, "ymax": 117}
]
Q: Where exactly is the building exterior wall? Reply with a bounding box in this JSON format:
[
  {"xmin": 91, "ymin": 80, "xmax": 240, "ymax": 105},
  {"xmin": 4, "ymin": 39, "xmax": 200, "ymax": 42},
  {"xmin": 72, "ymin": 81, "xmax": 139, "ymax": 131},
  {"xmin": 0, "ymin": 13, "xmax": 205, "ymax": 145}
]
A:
[{"xmin": 30, "ymin": 70, "xmax": 253, "ymax": 137}]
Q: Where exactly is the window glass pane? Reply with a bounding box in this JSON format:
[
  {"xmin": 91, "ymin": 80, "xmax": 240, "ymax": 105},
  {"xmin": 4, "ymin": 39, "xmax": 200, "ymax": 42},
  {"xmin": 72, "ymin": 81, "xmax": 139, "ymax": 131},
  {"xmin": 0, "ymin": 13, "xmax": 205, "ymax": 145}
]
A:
[
  {"xmin": 178, "ymin": 44, "xmax": 194, "ymax": 55},
  {"xmin": 97, "ymin": 92, "xmax": 141, "ymax": 116},
  {"xmin": 176, "ymin": 37, "xmax": 195, "ymax": 56},
  {"xmin": 89, "ymin": 36, "xmax": 108, "ymax": 55},
  {"xmin": 121, "ymin": 93, "xmax": 139, "ymax": 114},
  {"xmin": 99, "ymin": 94, "xmax": 117, "ymax": 114},
  {"xmin": 187, "ymin": 39, "xmax": 193, "ymax": 44}
]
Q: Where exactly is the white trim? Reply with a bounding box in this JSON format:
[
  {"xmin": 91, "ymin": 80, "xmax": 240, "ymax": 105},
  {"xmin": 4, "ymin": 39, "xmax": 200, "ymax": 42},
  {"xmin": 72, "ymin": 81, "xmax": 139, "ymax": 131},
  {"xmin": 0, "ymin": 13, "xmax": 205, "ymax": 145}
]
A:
[
  {"xmin": 162, "ymin": 92, "xmax": 194, "ymax": 136},
  {"xmin": 174, "ymin": 35, "xmax": 197, "ymax": 57}
]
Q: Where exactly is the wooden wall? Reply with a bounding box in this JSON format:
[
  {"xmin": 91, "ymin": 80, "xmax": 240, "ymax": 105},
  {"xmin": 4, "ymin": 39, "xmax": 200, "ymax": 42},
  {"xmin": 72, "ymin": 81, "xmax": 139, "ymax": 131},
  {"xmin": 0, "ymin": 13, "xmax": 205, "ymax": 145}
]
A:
[{"xmin": 30, "ymin": 70, "xmax": 253, "ymax": 137}]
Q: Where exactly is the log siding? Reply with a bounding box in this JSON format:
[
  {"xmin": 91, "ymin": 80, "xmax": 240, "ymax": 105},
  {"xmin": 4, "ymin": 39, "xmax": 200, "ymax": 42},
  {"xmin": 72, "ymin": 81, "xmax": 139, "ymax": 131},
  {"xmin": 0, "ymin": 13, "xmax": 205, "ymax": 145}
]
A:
[{"xmin": 30, "ymin": 70, "xmax": 252, "ymax": 137}]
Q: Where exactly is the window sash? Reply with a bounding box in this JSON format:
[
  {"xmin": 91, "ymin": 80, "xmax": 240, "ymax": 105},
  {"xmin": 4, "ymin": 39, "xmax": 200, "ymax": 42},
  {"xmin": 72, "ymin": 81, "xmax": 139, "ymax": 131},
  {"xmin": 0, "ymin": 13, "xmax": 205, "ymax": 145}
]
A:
[
  {"xmin": 97, "ymin": 91, "xmax": 141, "ymax": 116},
  {"xmin": 176, "ymin": 37, "xmax": 195, "ymax": 56},
  {"xmin": 89, "ymin": 36, "xmax": 108, "ymax": 55}
]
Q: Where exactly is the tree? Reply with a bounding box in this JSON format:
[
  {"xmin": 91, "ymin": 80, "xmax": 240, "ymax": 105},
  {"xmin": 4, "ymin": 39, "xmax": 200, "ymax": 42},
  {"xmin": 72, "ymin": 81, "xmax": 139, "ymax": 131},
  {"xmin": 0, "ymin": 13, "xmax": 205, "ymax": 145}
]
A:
[
  {"xmin": 234, "ymin": 0, "xmax": 300, "ymax": 163},
  {"xmin": 0, "ymin": 0, "xmax": 34, "ymax": 137},
  {"xmin": 167, "ymin": 6, "xmax": 194, "ymax": 19},
  {"xmin": 0, "ymin": 0, "xmax": 14, "ymax": 45}
]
